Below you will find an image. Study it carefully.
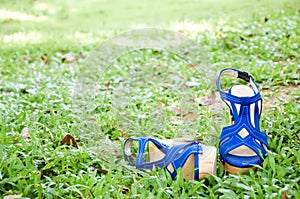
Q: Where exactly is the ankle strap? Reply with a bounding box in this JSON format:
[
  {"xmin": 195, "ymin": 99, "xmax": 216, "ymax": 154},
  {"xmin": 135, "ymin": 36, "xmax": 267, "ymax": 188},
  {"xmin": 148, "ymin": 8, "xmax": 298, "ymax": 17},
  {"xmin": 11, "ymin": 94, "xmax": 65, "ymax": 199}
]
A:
[
  {"xmin": 124, "ymin": 137, "xmax": 169, "ymax": 166},
  {"xmin": 216, "ymin": 68, "xmax": 261, "ymax": 105}
]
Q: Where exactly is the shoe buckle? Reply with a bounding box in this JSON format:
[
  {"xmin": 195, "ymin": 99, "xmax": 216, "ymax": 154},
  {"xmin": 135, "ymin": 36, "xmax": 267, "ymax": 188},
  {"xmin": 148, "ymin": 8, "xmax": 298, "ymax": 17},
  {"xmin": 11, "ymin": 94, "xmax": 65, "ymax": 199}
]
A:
[{"xmin": 238, "ymin": 71, "xmax": 252, "ymax": 82}]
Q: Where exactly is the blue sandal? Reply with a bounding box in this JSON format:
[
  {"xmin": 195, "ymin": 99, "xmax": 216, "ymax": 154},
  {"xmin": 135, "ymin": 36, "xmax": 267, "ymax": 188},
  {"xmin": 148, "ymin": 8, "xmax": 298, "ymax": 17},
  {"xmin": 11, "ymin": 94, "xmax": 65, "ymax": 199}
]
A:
[
  {"xmin": 216, "ymin": 68, "xmax": 268, "ymax": 174},
  {"xmin": 124, "ymin": 137, "xmax": 208, "ymax": 180}
]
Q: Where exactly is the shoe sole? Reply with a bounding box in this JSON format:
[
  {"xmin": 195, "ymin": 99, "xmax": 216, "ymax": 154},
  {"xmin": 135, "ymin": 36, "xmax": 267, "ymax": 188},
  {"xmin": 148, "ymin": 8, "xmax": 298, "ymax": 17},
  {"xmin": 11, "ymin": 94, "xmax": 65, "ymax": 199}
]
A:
[{"xmin": 224, "ymin": 162, "xmax": 257, "ymax": 174}]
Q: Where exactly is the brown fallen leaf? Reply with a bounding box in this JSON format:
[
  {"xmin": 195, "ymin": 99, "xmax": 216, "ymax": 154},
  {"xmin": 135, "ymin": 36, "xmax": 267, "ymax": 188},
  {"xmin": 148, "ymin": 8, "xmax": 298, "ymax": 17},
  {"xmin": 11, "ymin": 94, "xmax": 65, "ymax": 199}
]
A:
[
  {"xmin": 170, "ymin": 116, "xmax": 182, "ymax": 125},
  {"xmin": 3, "ymin": 195, "xmax": 23, "ymax": 199},
  {"xmin": 90, "ymin": 166, "xmax": 108, "ymax": 174},
  {"xmin": 157, "ymin": 100, "xmax": 164, "ymax": 107},
  {"xmin": 113, "ymin": 121, "xmax": 123, "ymax": 132},
  {"xmin": 282, "ymin": 191, "xmax": 288, "ymax": 199},
  {"xmin": 61, "ymin": 134, "xmax": 78, "ymax": 148},
  {"xmin": 104, "ymin": 81, "xmax": 110, "ymax": 87},
  {"xmin": 178, "ymin": 29, "xmax": 190, "ymax": 34},
  {"xmin": 21, "ymin": 127, "xmax": 30, "ymax": 140},
  {"xmin": 192, "ymin": 97, "xmax": 213, "ymax": 106},
  {"xmin": 187, "ymin": 64, "xmax": 196, "ymax": 69},
  {"xmin": 40, "ymin": 55, "xmax": 50, "ymax": 65},
  {"xmin": 191, "ymin": 91, "xmax": 219, "ymax": 106},
  {"xmin": 211, "ymin": 77, "xmax": 217, "ymax": 87},
  {"xmin": 171, "ymin": 113, "xmax": 199, "ymax": 124},
  {"xmin": 248, "ymin": 33, "xmax": 258, "ymax": 37},
  {"xmin": 183, "ymin": 113, "xmax": 199, "ymax": 120},
  {"xmin": 20, "ymin": 56, "xmax": 34, "ymax": 62},
  {"xmin": 166, "ymin": 106, "xmax": 187, "ymax": 116}
]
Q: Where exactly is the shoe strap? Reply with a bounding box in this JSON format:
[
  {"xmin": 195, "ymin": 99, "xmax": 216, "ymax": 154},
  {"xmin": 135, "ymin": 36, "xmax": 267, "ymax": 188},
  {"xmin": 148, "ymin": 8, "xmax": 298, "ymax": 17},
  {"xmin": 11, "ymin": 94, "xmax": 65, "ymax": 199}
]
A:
[
  {"xmin": 124, "ymin": 137, "xmax": 203, "ymax": 180},
  {"xmin": 124, "ymin": 137, "xmax": 169, "ymax": 166},
  {"xmin": 136, "ymin": 142, "xmax": 201, "ymax": 170},
  {"xmin": 216, "ymin": 68, "xmax": 262, "ymax": 105},
  {"xmin": 219, "ymin": 122, "xmax": 268, "ymax": 164},
  {"xmin": 170, "ymin": 143, "xmax": 202, "ymax": 180}
]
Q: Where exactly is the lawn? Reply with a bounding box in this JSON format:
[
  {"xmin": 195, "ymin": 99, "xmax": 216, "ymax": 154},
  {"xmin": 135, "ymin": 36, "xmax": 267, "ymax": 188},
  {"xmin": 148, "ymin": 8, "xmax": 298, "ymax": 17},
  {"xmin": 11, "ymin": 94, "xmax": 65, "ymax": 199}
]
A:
[{"xmin": 0, "ymin": 0, "xmax": 299, "ymax": 198}]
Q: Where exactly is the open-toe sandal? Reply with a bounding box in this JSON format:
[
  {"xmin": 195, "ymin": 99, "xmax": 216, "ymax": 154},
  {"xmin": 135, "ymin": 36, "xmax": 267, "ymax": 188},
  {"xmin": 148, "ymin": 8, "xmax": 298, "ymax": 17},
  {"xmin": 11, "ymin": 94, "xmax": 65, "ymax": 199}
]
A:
[
  {"xmin": 124, "ymin": 137, "xmax": 216, "ymax": 180},
  {"xmin": 216, "ymin": 68, "xmax": 268, "ymax": 174}
]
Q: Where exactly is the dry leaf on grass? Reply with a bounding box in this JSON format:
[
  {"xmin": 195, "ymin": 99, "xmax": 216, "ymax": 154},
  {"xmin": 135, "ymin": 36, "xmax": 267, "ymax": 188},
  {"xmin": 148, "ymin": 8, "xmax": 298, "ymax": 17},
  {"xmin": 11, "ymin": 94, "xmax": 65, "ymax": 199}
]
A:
[
  {"xmin": 40, "ymin": 55, "xmax": 50, "ymax": 65},
  {"xmin": 282, "ymin": 191, "xmax": 288, "ymax": 199},
  {"xmin": 3, "ymin": 195, "xmax": 23, "ymax": 199},
  {"xmin": 183, "ymin": 113, "xmax": 199, "ymax": 120},
  {"xmin": 61, "ymin": 134, "xmax": 78, "ymax": 148},
  {"xmin": 113, "ymin": 121, "xmax": 123, "ymax": 133},
  {"xmin": 157, "ymin": 100, "xmax": 164, "ymax": 107},
  {"xmin": 170, "ymin": 113, "xmax": 199, "ymax": 124},
  {"xmin": 191, "ymin": 91, "xmax": 225, "ymax": 114},
  {"xmin": 20, "ymin": 56, "xmax": 34, "ymax": 62},
  {"xmin": 166, "ymin": 106, "xmax": 188, "ymax": 116},
  {"xmin": 192, "ymin": 91, "xmax": 218, "ymax": 106},
  {"xmin": 170, "ymin": 116, "xmax": 182, "ymax": 125},
  {"xmin": 192, "ymin": 97, "xmax": 213, "ymax": 106},
  {"xmin": 261, "ymin": 85, "xmax": 300, "ymax": 111},
  {"xmin": 187, "ymin": 64, "xmax": 197, "ymax": 69},
  {"xmin": 21, "ymin": 127, "xmax": 30, "ymax": 140},
  {"xmin": 90, "ymin": 166, "xmax": 108, "ymax": 174},
  {"xmin": 104, "ymin": 81, "xmax": 110, "ymax": 87}
]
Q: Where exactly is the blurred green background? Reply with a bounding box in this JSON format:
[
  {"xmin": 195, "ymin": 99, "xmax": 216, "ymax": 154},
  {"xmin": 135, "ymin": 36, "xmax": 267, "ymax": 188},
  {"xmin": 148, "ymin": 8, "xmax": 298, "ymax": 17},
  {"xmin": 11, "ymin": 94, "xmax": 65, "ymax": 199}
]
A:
[{"xmin": 1, "ymin": 0, "xmax": 299, "ymax": 47}]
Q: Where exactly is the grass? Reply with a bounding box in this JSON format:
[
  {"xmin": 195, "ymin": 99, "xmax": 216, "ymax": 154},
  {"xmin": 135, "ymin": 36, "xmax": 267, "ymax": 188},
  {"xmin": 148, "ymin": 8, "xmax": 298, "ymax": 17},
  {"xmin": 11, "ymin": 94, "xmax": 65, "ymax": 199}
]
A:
[{"xmin": 0, "ymin": 0, "xmax": 299, "ymax": 198}]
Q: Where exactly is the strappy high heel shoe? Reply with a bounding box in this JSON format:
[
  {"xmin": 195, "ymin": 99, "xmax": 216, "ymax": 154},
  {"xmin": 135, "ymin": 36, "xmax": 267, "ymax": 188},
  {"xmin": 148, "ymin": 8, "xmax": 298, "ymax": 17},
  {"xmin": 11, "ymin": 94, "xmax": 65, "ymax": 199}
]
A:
[
  {"xmin": 216, "ymin": 68, "xmax": 268, "ymax": 174},
  {"xmin": 124, "ymin": 137, "xmax": 216, "ymax": 180}
]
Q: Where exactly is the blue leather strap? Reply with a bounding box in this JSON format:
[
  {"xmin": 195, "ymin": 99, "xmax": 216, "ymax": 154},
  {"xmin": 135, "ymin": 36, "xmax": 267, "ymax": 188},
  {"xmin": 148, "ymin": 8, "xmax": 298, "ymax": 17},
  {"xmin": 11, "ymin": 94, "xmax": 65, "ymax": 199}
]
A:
[
  {"xmin": 194, "ymin": 152, "xmax": 199, "ymax": 181},
  {"xmin": 136, "ymin": 143, "xmax": 195, "ymax": 170},
  {"xmin": 124, "ymin": 137, "xmax": 169, "ymax": 166},
  {"xmin": 219, "ymin": 92, "xmax": 262, "ymax": 105},
  {"xmin": 216, "ymin": 68, "xmax": 261, "ymax": 105},
  {"xmin": 124, "ymin": 137, "xmax": 203, "ymax": 180},
  {"xmin": 168, "ymin": 143, "xmax": 202, "ymax": 180}
]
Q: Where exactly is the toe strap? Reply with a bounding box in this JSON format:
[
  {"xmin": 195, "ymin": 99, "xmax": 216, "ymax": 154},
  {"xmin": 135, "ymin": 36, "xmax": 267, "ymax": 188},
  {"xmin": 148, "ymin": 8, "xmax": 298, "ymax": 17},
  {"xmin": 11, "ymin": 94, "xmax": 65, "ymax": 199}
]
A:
[{"xmin": 219, "ymin": 124, "xmax": 268, "ymax": 168}]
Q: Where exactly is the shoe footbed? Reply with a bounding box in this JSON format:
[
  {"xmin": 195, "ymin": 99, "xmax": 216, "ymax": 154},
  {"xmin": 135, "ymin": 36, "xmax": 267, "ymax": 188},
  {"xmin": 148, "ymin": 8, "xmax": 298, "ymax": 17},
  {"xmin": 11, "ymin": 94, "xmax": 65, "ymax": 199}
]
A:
[
  {"xmin": 148, "ymin": 140, "xmax": 217, "ymax": 180},
  {"xmin": 223, "ymin": 85, "xmax": 267, "ymax": 173},
  {"xmin": 227, "ymin": 85, "xmax": 257, "ymax": 157}
]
